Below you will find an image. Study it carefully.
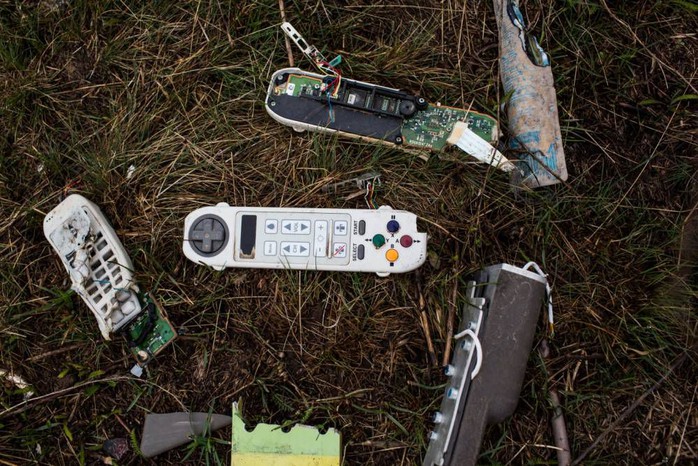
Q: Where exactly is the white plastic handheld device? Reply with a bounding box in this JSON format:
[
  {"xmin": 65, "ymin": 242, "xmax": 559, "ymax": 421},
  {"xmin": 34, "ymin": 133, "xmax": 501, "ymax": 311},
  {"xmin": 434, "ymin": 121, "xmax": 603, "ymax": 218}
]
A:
[
  {"xmin": 183, "ymin": 204, "xmax": 427, "ymax": 276},
  {"xmin": 44, "ymin": 194, "xmax": 142, "ymax": 339}
]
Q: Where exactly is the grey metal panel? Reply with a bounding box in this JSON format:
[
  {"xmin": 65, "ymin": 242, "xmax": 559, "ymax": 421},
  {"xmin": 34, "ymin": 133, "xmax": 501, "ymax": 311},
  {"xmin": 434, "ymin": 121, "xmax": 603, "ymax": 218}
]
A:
[
  {"xmin": 447, "ymin": 264, "xmax": 546, "ymax": 465},
  {"xmin": 423, "ymin": 264, "xmax": 546, "ymax": 466}
]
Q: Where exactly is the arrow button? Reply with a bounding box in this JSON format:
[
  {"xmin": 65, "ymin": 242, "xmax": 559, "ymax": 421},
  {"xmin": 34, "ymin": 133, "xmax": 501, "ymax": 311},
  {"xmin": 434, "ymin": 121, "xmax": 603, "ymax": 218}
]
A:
[
  {"xmin": 280, "ymin": 242, "xmax": 310, "ymax": 257},
  {"xmin": 281, "ymin": 220, "xmax": 311, "ymax": 235}
]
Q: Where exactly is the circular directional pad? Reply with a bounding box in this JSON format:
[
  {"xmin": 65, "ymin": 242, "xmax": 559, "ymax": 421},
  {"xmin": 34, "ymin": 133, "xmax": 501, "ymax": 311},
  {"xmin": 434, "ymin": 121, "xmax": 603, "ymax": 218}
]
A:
[{"xmin": 188, "ymin": 214, "xmax": 229, "ymax": 256}]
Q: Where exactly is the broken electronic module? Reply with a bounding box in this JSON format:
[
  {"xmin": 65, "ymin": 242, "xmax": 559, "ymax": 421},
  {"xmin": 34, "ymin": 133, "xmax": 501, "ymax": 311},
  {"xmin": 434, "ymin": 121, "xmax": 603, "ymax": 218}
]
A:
[
  {"xmin": 43, "ymin": 194, "xmax": 177, "ymax": 368},
  {"xmin": 266, "ymin": 23, "xmax": 516, "ymax": 172}
]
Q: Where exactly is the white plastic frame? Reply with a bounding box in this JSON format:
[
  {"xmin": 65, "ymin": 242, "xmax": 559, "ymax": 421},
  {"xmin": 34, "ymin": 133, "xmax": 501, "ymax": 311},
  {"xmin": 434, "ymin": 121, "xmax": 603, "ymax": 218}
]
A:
[{"xmin": 43, "ymin": 194, "xmax": 142, "ymax": 339}]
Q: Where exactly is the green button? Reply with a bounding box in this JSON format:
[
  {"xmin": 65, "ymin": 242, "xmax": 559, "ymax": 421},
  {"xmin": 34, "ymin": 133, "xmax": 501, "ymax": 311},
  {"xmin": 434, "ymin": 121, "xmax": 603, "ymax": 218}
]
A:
[{"xmin": 372, "ymin": 234, "xmax": 386, "ymax": 248}]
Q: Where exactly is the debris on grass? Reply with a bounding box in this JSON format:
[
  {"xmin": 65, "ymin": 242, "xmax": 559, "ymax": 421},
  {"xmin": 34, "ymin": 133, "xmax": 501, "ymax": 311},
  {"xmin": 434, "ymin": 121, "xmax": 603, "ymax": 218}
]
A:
[
  {"xmin": 0, "ymin": 1, "xmax": 695, "ymax": 464},
  {"xmin": 102, "ymin": 437, "xmax": 129, "ymax": 461},
  {"xmin": 0, "ymin": 369, "xmax": 35, "ymax": 400}
]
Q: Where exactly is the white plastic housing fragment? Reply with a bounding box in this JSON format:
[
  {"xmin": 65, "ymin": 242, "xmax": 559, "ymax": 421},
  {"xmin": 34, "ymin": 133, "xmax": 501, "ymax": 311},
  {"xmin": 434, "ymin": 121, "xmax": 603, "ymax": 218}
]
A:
[{"xmin": 44, "ymin": 194, "xmax": 142, "ymax": 339}]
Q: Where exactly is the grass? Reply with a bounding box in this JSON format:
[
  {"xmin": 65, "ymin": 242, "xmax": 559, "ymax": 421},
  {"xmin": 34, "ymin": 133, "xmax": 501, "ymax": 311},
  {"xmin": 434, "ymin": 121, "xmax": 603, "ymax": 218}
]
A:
[{"xmin": 1, "ymin": 0, "xmax": 696, "ymax": 464}]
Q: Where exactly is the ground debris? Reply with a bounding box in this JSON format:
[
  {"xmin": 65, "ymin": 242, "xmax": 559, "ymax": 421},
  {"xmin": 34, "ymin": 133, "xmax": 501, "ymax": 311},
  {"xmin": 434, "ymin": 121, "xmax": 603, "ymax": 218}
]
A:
[{"xmin": 102, "ymin": 437, "xmax": 129, "ymax": 461}]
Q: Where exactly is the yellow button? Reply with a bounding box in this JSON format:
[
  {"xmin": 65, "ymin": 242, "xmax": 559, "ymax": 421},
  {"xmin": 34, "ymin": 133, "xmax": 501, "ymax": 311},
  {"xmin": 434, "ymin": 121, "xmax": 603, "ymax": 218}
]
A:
[{"xmin": 385, "ymin": 248, "xmax": 399, "ymax": 262}]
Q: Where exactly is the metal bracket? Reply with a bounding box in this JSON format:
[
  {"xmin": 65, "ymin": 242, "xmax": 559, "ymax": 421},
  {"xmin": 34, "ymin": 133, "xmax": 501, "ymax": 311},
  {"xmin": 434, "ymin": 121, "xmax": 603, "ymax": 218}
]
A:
[
  {"xmin": 422, "ymin": 281, "xmax": 485, "ymax": 466},
  {"xmin": 322, "ymin": 171, "xmax": 381, "ymax": 195},
  {"xmin": 281, "ymin": 22, "xmax": 327, "ymax": 63}
]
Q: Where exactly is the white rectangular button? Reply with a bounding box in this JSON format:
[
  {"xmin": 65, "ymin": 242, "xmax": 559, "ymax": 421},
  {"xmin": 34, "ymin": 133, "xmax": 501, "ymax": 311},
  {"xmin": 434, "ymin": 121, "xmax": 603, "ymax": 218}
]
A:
[
  {"xmin": 332, "ymin": 243, "xmax": 347, "ymax": 258},
  {"xmin": 280, "ymin": 242, "xmax": 310, "ymax": 257},
  {"xmin": 264, "ymin": 241, "xmax": 277, "ymax": 256},
  {"xmin": 265, "ymin": 220, "xmax": 278, "ymax": 234},
  {"xmin": 281, "ymin": 220, "xmax": 311, "ymax": 235},
  {"xmin": 334, "ymin": 220, "xmax": 348, "ymax": 236},
  {"xmin": 314, "ymin": 221, "xmax": 328, "ymax": 257}
]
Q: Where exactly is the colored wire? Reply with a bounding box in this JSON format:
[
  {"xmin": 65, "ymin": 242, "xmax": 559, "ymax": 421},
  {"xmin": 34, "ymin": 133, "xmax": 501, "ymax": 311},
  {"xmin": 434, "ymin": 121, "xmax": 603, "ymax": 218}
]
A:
[
  {"xmin": 95, "ymin": 278, "xmax": 132, "ymax": 293},
  {"xmin": 332, "ymin": 70, "xmax": 341, "ymax": 98},
  {"xmin": 327, "ymin": 93, "xmax": 335, "ymax": 123},
  {"xmin": 309, "ymin": 55, "xmax": 342, "ymax": 121},
  {"xmin": 315, "ymin": 60, "xmax": 341, "ymax": 97},
  {"xmin": 365, "ymin": 181, "xmax": 379, "ymax": 209}
]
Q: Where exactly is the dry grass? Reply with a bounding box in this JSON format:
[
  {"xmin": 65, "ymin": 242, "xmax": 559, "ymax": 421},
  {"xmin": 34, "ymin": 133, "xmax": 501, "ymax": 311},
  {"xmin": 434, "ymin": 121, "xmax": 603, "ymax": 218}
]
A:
[{"xmin": 1, "ymin": 0, "xmax": 696, "ymax": 464}]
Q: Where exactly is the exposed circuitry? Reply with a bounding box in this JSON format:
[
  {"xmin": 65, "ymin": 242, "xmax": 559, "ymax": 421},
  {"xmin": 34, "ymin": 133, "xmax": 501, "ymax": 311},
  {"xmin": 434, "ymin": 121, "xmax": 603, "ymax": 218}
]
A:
[
  {"xmin": 401, "ymin": 105, "xmax": 497, "ymax": 151},
  {"xmin": 123, "ymin": 294, "xmax": 177, "ymax": 365},
  {"xmin": 280, "ymin": 74, "xmax": 322, "ymax": 97},
  {"xmin": 273, "ymin": 73, "xmax": 498, "ymax": 152}
]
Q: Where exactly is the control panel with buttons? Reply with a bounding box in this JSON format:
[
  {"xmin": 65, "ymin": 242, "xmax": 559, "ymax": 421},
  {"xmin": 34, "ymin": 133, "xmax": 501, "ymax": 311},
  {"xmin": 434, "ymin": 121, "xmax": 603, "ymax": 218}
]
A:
[{"xmin": 183, "ymin": 204, "xmax": 427, "ymax": 276}]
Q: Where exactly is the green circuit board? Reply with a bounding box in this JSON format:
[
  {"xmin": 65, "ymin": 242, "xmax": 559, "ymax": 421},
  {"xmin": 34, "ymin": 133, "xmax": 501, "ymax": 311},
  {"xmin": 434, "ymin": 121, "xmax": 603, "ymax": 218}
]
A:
[
  {"xmin": 401, "ymin": 105, "xmax": 498, "ymax": 151},
  {"xmin": 125, "ymin": 294, "xmax": 177, "ymax": 365},
  {"xmin": 279, "ymin": 74, "xmax": 323, "ymax": 97}
]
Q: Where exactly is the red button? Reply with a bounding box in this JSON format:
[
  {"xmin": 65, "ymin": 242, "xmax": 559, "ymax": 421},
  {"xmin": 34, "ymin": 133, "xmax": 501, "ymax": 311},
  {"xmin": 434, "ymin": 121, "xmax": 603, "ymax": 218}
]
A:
[{"xmin": 400, "ymin": 235, "xmax": 413, "ymax": 248}]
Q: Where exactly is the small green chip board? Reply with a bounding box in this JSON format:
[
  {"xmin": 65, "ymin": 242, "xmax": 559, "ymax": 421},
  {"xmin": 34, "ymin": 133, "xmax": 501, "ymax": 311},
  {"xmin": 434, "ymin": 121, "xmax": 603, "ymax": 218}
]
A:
[
  {"xmin": 124, "ymin": 294, "xmax": 177, "ymax": 365},
  {"xmin": 401, "ymin": 105, "xmax": 497, "ymax": 151},
  {"xmin": 282, "ymin": 74, "xmax": 322, "ymax": 97}
]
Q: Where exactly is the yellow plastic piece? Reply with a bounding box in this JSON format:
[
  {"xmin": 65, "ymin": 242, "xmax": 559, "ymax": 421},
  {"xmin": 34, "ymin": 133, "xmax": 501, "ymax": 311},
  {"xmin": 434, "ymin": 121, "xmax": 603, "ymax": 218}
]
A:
[
  {"xmin": 233, "ymin": 453, "xmax": 338, "ymax": 466},
  {"xmin": 385, "ymin": 249, "xmax": 399, "ymax": 262},
  {"xmin": 231, "ymin": 402, "xmax": 340, "ymax": 466}
]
